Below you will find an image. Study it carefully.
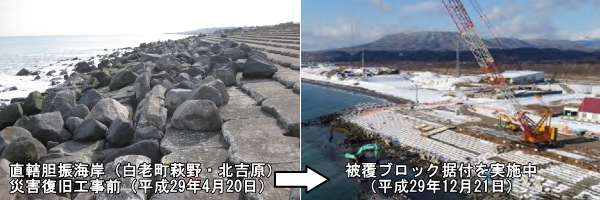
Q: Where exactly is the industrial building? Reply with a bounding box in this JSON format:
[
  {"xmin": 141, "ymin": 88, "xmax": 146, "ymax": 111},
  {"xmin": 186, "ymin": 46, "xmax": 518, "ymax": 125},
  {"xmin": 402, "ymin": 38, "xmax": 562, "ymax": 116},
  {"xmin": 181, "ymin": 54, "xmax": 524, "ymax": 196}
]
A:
[
  {"xmin": 562, "ymin": 97, "xmax": 600, "ymax": 124},
  {"xmin": 501, "ymin": 70, "xmax": 545, "ymax": 84}
]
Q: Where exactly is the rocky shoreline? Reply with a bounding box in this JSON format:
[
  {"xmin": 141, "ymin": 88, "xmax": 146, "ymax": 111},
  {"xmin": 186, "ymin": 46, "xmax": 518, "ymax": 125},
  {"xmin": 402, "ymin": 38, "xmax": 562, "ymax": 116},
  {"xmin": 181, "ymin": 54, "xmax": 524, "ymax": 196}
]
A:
[
  {"xmin": 0, "ymin": 46, "xmax": 138, "ymax": 103},
  {"xmin": 301, "ymin": 78, "xmax": 412, "ymax": 104},
  {"xmin": 0, "ymin": 22, "xmax": 300, "ymax": 200}
]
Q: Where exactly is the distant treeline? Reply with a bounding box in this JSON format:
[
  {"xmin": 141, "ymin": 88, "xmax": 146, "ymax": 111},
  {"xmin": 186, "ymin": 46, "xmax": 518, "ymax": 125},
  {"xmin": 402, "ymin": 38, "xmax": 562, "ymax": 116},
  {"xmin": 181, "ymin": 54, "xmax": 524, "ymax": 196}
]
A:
[
  {"xmin": 302, "ymin": 48, "xmax": 600, "ymax": 63},
  {"xmin": 328, "ymin": 61, "xmax": 600, "ymax": 81}
]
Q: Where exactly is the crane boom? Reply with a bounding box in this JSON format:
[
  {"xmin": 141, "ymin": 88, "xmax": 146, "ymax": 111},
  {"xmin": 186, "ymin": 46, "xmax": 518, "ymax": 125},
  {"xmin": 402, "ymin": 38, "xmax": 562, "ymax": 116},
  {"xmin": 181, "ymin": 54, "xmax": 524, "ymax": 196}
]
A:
[
  {"xmin": 441, "ymin": 0, "xmax": 520, "ymax": 110},
  {"xmin": 440, "ymin": 0, "xmax": 543, "ymax": 140}
]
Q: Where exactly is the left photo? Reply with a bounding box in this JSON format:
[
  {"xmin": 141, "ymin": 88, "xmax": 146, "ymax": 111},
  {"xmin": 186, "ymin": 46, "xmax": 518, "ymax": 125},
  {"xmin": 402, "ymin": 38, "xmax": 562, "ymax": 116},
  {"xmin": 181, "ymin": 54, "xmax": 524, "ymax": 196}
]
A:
[{"xmin": 0, "ymin": 0, "xmax": 301, "ymax": 199}]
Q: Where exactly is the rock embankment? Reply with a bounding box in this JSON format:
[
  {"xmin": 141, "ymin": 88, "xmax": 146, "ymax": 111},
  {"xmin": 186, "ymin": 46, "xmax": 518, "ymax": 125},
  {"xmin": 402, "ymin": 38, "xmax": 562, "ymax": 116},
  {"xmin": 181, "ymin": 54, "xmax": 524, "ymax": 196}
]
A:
[{"xmin": 0, "ymin": 22, "xmax": 299, "ymax": 200}]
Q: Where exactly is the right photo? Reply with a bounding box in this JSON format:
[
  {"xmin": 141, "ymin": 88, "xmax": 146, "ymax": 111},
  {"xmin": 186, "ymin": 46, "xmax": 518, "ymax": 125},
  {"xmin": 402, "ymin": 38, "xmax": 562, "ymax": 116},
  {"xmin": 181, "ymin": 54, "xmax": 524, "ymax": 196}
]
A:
[{"xmin": 301, "ymin": 0, "xmax": 600, "ymax": 200}]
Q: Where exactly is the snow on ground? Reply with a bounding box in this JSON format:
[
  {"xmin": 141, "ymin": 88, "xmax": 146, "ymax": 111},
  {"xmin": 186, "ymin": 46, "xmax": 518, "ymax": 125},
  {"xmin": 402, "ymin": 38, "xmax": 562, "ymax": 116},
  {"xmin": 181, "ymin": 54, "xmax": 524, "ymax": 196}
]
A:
[
  {"xmin": 567, "ymin": 84, "xmax": 600, "ymax": 95},
  {"xmin": 302, "ymin": 68, "xmax": 600, "ymax": 133},
  {"xmin": 302, "ymin": 68, "xmax": 461, "ymax": 103}
]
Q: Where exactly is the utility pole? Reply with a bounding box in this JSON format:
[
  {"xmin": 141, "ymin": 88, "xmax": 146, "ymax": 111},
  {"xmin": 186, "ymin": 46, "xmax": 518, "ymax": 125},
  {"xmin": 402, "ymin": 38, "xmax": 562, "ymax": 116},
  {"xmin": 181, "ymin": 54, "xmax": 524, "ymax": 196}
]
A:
[
  {"xmin": 351, "ymin": 24, "xmax": 355, "ymax": 69},
  {"xmin": 361, "ymin": 48, "xmax": 365, "ymax": 68},
  {"xmin": 415, "ymin": 85, "xmax": 419, "ymax": 106},
  {"xmin": 455, "ymin": 39, "xmax": 461, "ymax": 77}
]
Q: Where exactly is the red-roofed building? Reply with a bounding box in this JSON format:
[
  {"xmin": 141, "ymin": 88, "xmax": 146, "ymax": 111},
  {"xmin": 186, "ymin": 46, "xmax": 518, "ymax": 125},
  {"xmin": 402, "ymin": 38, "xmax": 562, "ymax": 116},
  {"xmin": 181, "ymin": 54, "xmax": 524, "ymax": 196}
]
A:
[{"xmin": 563, "ymin": 97, "xmax": 600, "ymax": 124}]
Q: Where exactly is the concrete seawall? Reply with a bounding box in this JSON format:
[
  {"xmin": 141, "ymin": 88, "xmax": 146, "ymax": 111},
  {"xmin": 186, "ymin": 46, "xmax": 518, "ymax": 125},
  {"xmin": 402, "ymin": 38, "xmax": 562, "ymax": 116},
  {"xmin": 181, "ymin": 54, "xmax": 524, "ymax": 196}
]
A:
[{"xmin": 332, "ymin": 105, "xmax": 600, "ymax": 199}]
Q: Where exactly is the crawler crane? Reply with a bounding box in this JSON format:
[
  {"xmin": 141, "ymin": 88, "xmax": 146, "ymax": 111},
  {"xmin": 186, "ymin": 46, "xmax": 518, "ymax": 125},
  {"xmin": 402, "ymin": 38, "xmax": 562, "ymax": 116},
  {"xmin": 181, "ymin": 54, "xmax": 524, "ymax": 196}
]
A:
[{"xmin": 441, "ymin": 0, "xmax": 559, "ymax": 147}]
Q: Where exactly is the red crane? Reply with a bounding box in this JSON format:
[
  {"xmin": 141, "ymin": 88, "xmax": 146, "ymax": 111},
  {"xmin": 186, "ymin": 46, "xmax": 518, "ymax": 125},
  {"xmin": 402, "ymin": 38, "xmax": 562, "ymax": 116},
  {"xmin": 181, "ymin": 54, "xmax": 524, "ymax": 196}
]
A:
[{"xmin": 441, "ymin": 0, "xmax": 558, "ymax": 146}]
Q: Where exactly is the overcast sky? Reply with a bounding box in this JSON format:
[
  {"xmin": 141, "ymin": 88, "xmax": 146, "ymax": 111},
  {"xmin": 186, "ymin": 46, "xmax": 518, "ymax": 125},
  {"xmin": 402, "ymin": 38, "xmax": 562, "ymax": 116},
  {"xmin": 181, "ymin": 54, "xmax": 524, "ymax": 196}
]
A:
[
  {"xmin": 302, "ymin": 0, "xmax": 600, "ymax": 51},
  {"xmin": 0, "ymin": 0, "xmax": 300, "ymax": 36}
]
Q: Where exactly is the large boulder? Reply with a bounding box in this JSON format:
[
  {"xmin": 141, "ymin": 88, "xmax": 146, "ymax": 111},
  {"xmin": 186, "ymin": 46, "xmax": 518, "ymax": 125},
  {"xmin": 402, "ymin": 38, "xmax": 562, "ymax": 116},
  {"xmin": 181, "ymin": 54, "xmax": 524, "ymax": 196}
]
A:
[
  {"xmin": 98, "ymin": 59, "xmax": 113, "ymax": 69},
  {"xmin": 243, "ymin": 55, "xmax": 278, "ymax": 78},
  {"xmin": 41, "ymin": 91, "xmax": 76, "ymax": 113},
  {"xmin": 223, "ymin": 47, "xmax": 245, "ymax": 61},
  {"xmin": 74, "ymin": 61, "xmax": 92, "ymax": 73},
  {"xmin": 85, "ymin": 98, "xmax": 130, "ymax": 127},
  {"xmin": 91, "ymin": 71, "xmax": 110, "ymax": 81},
  {"xmin": 54, "ymin": 103, "xmax": 73, "ymax": 118},
  {"xmin": 13, "ymin": 116, "xmax": 29, "ymax": 128},
  {"xmin": 187, "ymin": 85, "xmax": 223, "ymax": 108},
  {"xmin": 172, "ymin": 100, "xmax": 222, "ymax": 132},
  {"xmin": 77, "ymin": 89, "xmax": 103, "ymax": 110},
  {"xmin": 134, "ymin": 85, "xmax": 168, "ymax": 132},
  {"xmin": 239, "ymin": 43, "xmax": 251, "ymax": 53},
  {"xmin": 222, "ymin": 40, "xmax": 239, "ymax": 49},
  {"xmin": 63, "ymin": 104, "xmax": 90, "ymax": 121},
  {"xmin": 210, "ymin": 61, "xmax": 237, "ymax": 86},
  {"xmin": 109, "ymin": 70, "xmax": 138, "ymax": 91},
  {"xmin": 73, "ymin": 118, "xmax": 107, "ymax": 141},
  {"xmin": 156, "ymin": 55, "xmax": 180, "ymax": 72},
  {"xmin": 0, "ymin": 104, "xmax": 23, "ymax": 129},
  {"xmin": 193, "ymin": 55, "xmax": 211, "ymax": 66},
  {"xmin": 22, "ymin": 91, "xmax": 44, "ymax": 115},
  {"xmin": 103, "ymin": 139, "xmax": 161, "ymax": 164},
  {"xmin": 64, "ymin": 117, "xmax": 83, "ymax": 134},
  {"xmin": 173, "ymin": 73, "xmax": 190, "ymax": 85},
  {"xmin": 173, "ymin": 81, "xmax": 193, "ymax": 89},
  {"xmin": 139, "ymin": 53, "xmax": 161, "ymax": 62},
  {"xmin": 0, "ymin": 136, "xmax": 46, "ymax": 163},
  {"xmin": 165, "ymin": 89, "xmax": 191, "ymax": 116},
  {"xmin": 206, "ymin": 80, "xmax": 229, "ymax": 104},
  {"xmin": 0, "ymin": 127, "xmax": 32, "ymax": 153},
  {"xmin": 133, "ymin": 72, "xmax": 151, "ymax": 107},
  {"xmin": 105, "ymin": 117, "xmax": 135, "ymax": 147},
  {"xmin": 97, "ymin": 76, "xmax": 111, "ymax": 88},
  {"xmin": 152, "ymin": 71, "xmax": 173, "ymax": 82},
  {"xmin": 175, "ymin": 50, "xmax": 192, "ymax": 60},
  {"xmin": 200, "ymin": 76, "xmax": 215, "ymax": 84},
  {"xmin": 132, "ymin": 126, "xmax": 164, "ymax": 144},
  {"xmin": 211, "ymin": 55, "xmax": 231, "ymax": 65},
  {"xmin": 248, "ymin": 49, "xmax": 267, "ymax": 58},
  {"xmin": 0, "ymin": 158, "xmax": 14, "ymax": 200},
  {"xmin": 24, "ymin": 111, "xmax": 64, "ymax": 145},
  {"xmin": 192, "ymin": 56, "xmax": 212, "ymax": 76},
  {"xmin": 41, "ymin": 140, "xmax": 105, "ymax": 164},
  {"xmin": 16, "ymin": 68, "xmax": 31, "ymax": 76},
  {"xmin": 98, "ymin": 155, "xmax": 152, "ymax": 199},
  {"xmin": 81, "ymin": 77, "xmax": 98, "ymax": 92},
  {"xmin": 181, "ymin": 67, "xmax": 202, "ymax": 77},
  {"xmin": 56, "ymin": 129, "xmax": 72, "ymax": 143},
  {"xmin": 210, "ymin": 43, "xmax": 222, "ymax": 54}
]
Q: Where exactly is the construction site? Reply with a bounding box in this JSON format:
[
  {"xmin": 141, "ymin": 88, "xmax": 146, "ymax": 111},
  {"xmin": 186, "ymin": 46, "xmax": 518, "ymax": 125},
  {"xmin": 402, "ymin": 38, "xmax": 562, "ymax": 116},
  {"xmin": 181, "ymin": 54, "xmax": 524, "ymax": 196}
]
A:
[{"xmin": 301, "ymin": 0, "xmax": 600, "ymax": 199}]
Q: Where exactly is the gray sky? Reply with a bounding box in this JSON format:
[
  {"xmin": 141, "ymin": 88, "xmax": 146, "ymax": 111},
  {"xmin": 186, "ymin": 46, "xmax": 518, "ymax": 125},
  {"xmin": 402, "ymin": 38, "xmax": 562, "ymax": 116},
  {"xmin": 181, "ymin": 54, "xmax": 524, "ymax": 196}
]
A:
[{"xmin": 0, "ymin": 0, "xmax": 301, "ymax": 36}]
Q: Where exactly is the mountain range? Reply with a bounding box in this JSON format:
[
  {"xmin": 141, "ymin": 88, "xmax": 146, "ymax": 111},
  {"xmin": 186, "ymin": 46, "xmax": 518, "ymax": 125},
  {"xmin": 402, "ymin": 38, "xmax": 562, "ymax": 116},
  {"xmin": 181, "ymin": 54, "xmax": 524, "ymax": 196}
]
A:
[{"xmin": 303, "ymin": 31, "xmax": 600, "ymax": 63}]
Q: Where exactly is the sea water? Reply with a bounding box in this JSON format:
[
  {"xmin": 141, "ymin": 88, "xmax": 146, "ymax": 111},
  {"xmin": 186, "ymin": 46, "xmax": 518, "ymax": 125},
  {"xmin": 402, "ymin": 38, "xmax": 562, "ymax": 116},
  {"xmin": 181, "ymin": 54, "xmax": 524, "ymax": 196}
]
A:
[
  {"xmin": 301, "ymin": 82, "xmax": 466, "ymax": 200},
  {"xmin": 0, "ymin": 34, "xmax": 189, "ymax": 103},
  {"xmin": 301, "ymin": 82, "xmax": 387, "ymax": 199}
]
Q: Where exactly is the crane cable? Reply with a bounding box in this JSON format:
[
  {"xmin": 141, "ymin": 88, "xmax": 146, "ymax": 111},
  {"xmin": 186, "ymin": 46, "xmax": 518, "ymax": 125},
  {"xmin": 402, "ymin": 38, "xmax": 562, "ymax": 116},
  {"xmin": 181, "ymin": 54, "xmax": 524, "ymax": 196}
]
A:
[{"xmin": 468, "ymin": 0, "xmax": 505, "ymax": 48}]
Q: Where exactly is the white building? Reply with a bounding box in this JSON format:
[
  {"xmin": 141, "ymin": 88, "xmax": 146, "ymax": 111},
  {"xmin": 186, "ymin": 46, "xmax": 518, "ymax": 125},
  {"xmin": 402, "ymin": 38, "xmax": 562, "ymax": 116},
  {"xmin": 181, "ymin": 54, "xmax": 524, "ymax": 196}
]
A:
[
  {"xmin": 501, "ymin": 70, "xmax": 545, "ymax": 84},
  {"xmin": 562, "ymin": 97, "xmax": 600, "ymax": 124}
]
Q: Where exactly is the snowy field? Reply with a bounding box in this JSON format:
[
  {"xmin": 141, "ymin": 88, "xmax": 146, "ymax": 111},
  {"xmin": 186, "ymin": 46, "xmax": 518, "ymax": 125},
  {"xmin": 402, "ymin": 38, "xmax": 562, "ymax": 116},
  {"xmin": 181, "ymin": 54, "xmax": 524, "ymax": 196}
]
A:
[{"xmin": 302, "ymin": 67, "xmax": 600, "ymax": 134}]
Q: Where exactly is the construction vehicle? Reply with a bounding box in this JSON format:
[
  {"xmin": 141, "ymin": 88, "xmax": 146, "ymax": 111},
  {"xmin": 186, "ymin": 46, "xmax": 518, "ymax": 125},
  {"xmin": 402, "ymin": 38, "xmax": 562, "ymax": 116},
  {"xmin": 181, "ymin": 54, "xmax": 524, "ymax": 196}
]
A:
[
  {"xmin": 441, "ymin": 0, "xmax": 559, "ymax": 147},
  {"xmin": 343, "ymin": 143, "xmax": 380, "ymax": 163},
  {"xmin": 327, "ymin": 124, "xmax": 355, "ymax": 142},
  {"xmin": 495, "ymin": 114, "xmax": 519, "ymax": 131}
]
